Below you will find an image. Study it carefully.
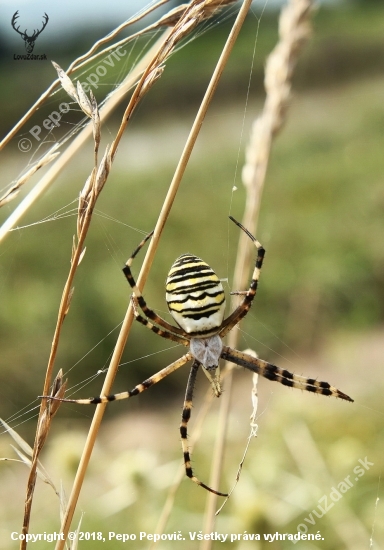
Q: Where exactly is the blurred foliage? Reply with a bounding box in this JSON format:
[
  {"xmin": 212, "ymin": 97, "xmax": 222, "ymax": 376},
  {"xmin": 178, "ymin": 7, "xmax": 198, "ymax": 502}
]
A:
[{"xmin": 1, "ymin": 347, "xmax": 382, "ymax": 548}]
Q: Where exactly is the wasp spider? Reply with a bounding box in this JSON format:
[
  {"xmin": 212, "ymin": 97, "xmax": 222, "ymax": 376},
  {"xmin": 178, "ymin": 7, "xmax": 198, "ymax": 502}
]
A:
[{"xmin": 49, "ymin": 217, "xmax": 353, "ymax": 497}]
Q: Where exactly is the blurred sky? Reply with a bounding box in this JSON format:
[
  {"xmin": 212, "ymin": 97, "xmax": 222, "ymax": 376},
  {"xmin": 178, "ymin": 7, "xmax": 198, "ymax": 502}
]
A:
[
  {"xmin": 0, "ymin": 0, "xmax": 156, "ymax": 45},
  {"xmin": 0, "ymin": 0, "xmax": 339, "ymax": 46}
]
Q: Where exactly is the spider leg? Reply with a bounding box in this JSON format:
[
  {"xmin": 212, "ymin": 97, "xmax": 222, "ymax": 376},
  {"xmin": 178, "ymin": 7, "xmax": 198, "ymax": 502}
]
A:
[
  {"xmin": 221, "ymin": 346, "xmax": 353, "ymax": 402},
  {"xmin": 123, "ymin": 231, "xmax": 186, "ymax": 336},
  {"xmin": 219, "ymin": 217, "xmax": 265, "ymax": 338},
  {"xmin": 131, "ymin": 297, "xmax": 189, "ymax": 347},
  {"xmin": 41, "ymin": 353, "xmax": 193, "ymax": 404},
  {"xmin": 180, "ymin": 360, "xmax": 228, "ymax": 497}
]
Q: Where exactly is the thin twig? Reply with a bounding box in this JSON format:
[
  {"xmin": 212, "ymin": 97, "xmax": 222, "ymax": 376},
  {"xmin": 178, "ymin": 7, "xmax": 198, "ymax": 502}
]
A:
[{"xmin": 215, "ymin": 370, "xmax": 259, "ymax": 516}]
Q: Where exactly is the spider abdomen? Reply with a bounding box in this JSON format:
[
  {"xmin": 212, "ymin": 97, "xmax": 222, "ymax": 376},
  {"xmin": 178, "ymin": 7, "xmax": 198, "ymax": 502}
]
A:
[{"xmin": 165, "ymin": 254, "xmax": 226, "ymax": 335}]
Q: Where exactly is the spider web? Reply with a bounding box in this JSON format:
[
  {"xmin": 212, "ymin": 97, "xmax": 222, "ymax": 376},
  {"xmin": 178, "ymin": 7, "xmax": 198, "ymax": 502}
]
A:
[
  {"xmin": 0, "ymin": 0, "xmax": 271, "ymax": 432},
  {"xmin": 0, "ymin": 0, "xmax": 330, "ymax": 458},
  {"xmin": 1, "ymin": 2, "xmax": 378, "ymax": 547}
]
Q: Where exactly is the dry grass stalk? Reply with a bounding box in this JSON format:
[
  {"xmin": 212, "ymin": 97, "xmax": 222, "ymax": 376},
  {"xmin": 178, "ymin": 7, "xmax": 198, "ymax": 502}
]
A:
[
  {"xmin": 9, "ymin": 0, "xmax": 251, "ymax": 545},
  {"xmin": 19, "ymin": 33, "xmax": 163, "ymax": 547},
  {"xmin": 238, "ymin": 0, "xmax": 313, "ymax": 261},
  {"xmin": 109, "ymin": 0, "xmax": 240, "ymax": 160},
  {"xmin": 19, "ymin": 55, "xmax": 115, "ymax": 546},
  {"xmin": 19, "ymin": 139, "xmax": 102, "ymax": 547},
  {"xmin": 20, "ymin": 370, "xmax": 67, "ymax": 548},
  {"xmin": 0, "ymin": 416, "xmax": 60, "ymax": 495},
  {"xmin": 6, "ymin": 0, "xmax": 244, "ymax": 547},
  {"xmin": 0, "ymin": 0, "xmax": 239, "ymax": 241},
  {"xmin": 215, "ymin": 367, "xmax": 259, "ymax": 516},
  {"xmin": 0, "ymin": 0, "xmax": 175, "ymax": 150},
  {"xmin": 2, "ymin": 63, "xmax": 99, "ymax": 222},
  {"xmin": 53, "ymin": 3, "xmax": 253, "ymax": 548},
  {"xmin": 20, "ymin": 58, "xmax": 120, "ymax": 549},
  {"xmin": 0, "ymin": 30, "xmax": 173, "ymax": 243},
  {"xmin": 0, "ymin": 0, "xmax": 234, "ymax": 153},
  {"xmin": 201, "ymin": 0, "xmax": 315, "ymax": 543}
]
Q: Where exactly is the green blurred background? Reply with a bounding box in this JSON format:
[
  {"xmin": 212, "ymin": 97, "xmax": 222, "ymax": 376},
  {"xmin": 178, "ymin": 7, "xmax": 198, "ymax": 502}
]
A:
[{"xmin": 0, "ymin": 1, "xmax": 383, "ymax": 548}]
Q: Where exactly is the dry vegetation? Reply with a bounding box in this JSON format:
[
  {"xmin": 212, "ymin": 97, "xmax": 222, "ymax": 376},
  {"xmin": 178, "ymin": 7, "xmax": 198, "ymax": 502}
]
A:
[{"xmin": 0, "ymin": 1, "xmax": 383, "ymax": 549}]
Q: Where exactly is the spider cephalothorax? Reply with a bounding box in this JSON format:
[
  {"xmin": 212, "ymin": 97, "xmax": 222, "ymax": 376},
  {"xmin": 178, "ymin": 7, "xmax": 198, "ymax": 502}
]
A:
[{"xmin": 47, "ymin": 217, "xmax": 353, "ymax": 497}]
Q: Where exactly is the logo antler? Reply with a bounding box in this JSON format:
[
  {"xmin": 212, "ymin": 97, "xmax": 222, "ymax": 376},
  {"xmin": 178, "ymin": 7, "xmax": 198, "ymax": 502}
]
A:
[{"xmin": 11, "ymin": 11, "xmax": 49, "ymax": 54}]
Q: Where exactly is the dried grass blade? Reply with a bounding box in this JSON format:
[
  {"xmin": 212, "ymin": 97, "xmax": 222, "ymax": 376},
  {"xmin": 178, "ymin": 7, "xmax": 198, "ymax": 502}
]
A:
[
  {"xmin": 0, "ymin": 418, "xmax": 33, "ymax": 457},
  {"xmin": 52, "ymin": 61, "xmax": 79, "ymax": 103},
  {"xmin": 70, "ymin": 514, "xmax": 84, "ymax": 550},
  {"xmin": 9, "ymin": 445, "xmax": 58, "ymax": 494}
]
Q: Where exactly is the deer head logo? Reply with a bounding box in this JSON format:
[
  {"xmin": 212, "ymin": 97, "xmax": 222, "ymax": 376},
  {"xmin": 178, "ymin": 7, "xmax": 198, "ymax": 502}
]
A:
[{"xmin": 11, "ymin": 11, "xmax": 49, "ymax": 54}]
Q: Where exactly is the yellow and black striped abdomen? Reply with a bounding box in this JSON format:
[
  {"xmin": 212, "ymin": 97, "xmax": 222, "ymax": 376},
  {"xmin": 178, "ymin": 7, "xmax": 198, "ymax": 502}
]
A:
[{"xmin": 166, "ymin": 254, "xmax": 226, "ymax": 335}]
